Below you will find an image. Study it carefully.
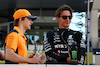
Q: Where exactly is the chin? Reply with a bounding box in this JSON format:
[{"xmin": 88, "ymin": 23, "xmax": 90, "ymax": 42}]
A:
[
  {"xmin": 29, "ymin": 27, "xmax": 31, "ymax": 30},
  {"xmin": 27, "ymin": 28, "xmax": 31, "ymax": 30},
  {"xmin": 64, "ymin": 26, "xmax": 69, "ymax": 28},
  {"xmin": 28, "ymin": 29, "xmax": 30, "ymax": 30},
  {"xmin": 64, "ymin": 25, "xmax": 69, "ymax": 27}
]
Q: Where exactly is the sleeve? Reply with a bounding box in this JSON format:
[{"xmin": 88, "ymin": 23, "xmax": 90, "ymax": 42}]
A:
[
  {"xmin": 43, "ymin": 32, "xmax": 67, "ymax": 63},
  {"xmin": 76, "ymin": 32, "xmax": 86, "ymax": 64},
  {"xmin": 5, "ymin": 32, "xmax": 18, "ymax": 52}
]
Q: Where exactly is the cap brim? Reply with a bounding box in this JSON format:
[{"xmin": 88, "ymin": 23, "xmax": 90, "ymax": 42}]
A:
[{"xmin": 27, "ymin": 16, "xmax": 37, "ymax": 20}]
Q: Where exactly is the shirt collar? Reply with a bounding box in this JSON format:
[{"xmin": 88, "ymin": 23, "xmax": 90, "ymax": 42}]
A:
[
  {"xmin": 13, "ymin": 26, "xmax": 27, "ymax": 40},
  {"xmin": 57, "ymin": 28, "xmax": 70, "ymax": 31}
]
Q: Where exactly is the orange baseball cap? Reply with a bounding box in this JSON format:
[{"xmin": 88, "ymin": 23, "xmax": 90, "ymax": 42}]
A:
[{"xmin": 13, "ymin": 9, "xmax": 37, "ymax": 20}]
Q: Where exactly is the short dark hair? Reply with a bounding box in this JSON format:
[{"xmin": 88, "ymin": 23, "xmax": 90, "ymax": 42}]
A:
[
  {"xmin": 14, "ymin": 17, "xmax": 25, "ymax": 26},
  {"xmin": 55, "ymin": 5, "xmax": 73, "ymax": 17}
]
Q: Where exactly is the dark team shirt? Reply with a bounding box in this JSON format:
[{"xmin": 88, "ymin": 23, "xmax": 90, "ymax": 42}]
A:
[{"xmin": 43, "ymin": 29, "xmax": 86, "ymax": 64}]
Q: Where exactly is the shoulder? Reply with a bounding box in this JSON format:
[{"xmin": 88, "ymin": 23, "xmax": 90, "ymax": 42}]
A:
[
  {"xmin": 8, "ymin": 32, "xmax": 19, "ymax": 36},
  {"xmin": 70, "ymin": 29, "xmax": 82, "ymax": 35},
  {"xmin": 6, "ymin": 32, "xmax": 19, "ymax": 40},
  {"xmin": 5, "ymin": 32, "xmax": 19, "ymax": 44},
  {"xmin": 46, "ymin": 30, "xmax": 57, "ymax": 39},
  {"xmin": 47, "ymin": 30, "xmax": 57, "ymax": 35},
  {"xmin": 69, "ymin": 30, "xmax": 82, "ymax": 38}
]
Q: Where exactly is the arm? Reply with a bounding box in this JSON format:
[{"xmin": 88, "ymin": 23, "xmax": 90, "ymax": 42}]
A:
[
  {"xmin": 0, "ymin": 50, "xmax": 4, "ymax": 60},
  {"xmin": 44, "ymin": 32, "xmax": 68, "ymax": 63},
  {"xmin": 79, "ymin": 38, "xmax": 86, "ymax": 64},
  {"xmin": 77, "ymin": 32, "xmax": 86, "ymax": 64},
  {"xmin": 5, "ymin": 48, "xmax": 41, "ymax": 64},
  {"xmin": 5, "ymin": 32, "xmax": 41, "ymax": 64}
]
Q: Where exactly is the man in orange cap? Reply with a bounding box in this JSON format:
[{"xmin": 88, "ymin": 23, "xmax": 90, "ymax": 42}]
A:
[{"xmin": 5, "ymin": 9, "xmax": 41, "ymax": 64}]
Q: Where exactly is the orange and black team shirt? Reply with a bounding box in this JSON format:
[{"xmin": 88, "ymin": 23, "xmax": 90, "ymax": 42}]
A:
[{"xmin": 5, "ymin": 26, "xmax": 28, "ymax": 64}]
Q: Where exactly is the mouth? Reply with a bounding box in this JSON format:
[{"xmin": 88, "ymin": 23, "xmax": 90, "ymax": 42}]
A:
[
  {"xmin": 66, "ymin": 22, "xmax": 69, "ymax": 24},
  {"xmin": 30, "ymin": 24, "xmax": 32, "ymax": 26},
  {"xmin": 30, "ymin": 25, "xmax": 32, "ymax": 28}
]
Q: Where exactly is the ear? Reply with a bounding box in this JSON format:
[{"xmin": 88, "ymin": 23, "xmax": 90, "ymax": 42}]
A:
[
  {"xmin": 19, "ymin": 18, "xmax": 23, "ymax": 23},
  {"xmin": 19, "ymin": 18, "xmax": 21, "ymax": 22},
  {"xmin": 56, "ymin": 16, "xmax": 60, "ymax": 21}
]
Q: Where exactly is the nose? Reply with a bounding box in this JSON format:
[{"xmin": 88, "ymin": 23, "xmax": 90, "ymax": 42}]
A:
[
  {"xmin": 31, "ymin": 21, "xmax": 33, "ymax": 24},
  {"xmin": 66, "ymin": 17, "xmax": 70, "ymax": 21}
]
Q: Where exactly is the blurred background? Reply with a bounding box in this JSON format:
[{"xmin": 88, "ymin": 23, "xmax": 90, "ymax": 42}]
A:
[{"xmin": 0, "ymin": 0, "xmax": 100, "ymax": 65}]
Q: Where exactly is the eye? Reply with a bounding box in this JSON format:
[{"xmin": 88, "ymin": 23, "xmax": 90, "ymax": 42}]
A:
[{"xmin": 28, "ymin": 18, "xmax": 32, "ymax": 21}]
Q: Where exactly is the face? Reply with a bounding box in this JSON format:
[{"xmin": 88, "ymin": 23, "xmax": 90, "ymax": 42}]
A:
[
  {"xmin": 22, "ymin": 17, "xmax": 33, "ymax": 30},
  {"xmin": 57, "ymin": 10, "xmax": 72, "ymax": 29}
]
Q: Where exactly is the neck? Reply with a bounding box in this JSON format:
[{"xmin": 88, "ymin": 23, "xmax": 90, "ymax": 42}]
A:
[
  {"xmin": 18, "ymin": 25, "xmax": 26, "ymax": 34},
  {"xmin": 59, "ymin": 26, "xmax": 69, "ymax": 29}
]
